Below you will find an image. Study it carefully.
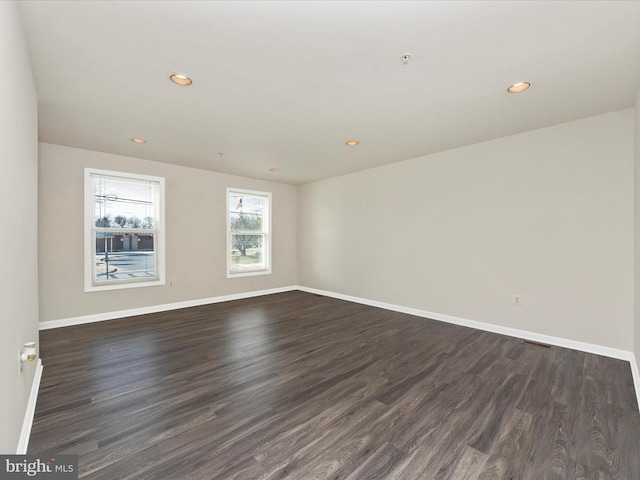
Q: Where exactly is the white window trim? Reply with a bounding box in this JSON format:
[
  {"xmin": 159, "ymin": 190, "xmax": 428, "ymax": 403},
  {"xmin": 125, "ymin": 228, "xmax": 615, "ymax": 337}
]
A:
[
  {"xmin": 84, "ymin": 168, "xmax": 166, "ymax": 292},
  {"xmin": 226, "ymin": 187, "xmax": 272, "ymax": 278}
]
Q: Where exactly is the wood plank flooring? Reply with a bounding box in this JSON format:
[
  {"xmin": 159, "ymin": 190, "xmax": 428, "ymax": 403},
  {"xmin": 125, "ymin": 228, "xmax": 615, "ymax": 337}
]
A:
[{"xmin": 29, "ymin": 291, "xmax": 640, "ymax": 479}]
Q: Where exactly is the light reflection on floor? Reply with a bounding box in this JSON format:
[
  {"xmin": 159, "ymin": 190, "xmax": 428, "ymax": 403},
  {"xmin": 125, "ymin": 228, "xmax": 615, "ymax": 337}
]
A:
[{"xmin": 223, "ymin": 308, "xmax": 278, "ymax": 409}]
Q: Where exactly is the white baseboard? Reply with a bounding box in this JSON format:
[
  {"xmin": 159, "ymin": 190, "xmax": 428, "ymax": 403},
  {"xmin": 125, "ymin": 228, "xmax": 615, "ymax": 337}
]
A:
[
  {"xmin": 631, "ymin": 354, "xmax": 640, "ymax": 413},
  {"xmin": 297, "ymin": 286, "xmax": 640, "ymax": 411},
  {"xmin": 37, "ymin": 285, "xmax": 640, "ymax": 412},
  {"xmin": 16, "ymin": 358, "xmax": 43, "ymax": 454},
  {"xmin": 39, "ymin": 286, "xmax": 298, "ymax": 330}
]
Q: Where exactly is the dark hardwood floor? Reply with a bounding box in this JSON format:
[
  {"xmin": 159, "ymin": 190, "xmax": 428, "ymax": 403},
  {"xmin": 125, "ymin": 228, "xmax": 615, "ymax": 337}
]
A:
[{"xmin": 29, "ymin": 291, "xmax": 640, "ymax": 479}]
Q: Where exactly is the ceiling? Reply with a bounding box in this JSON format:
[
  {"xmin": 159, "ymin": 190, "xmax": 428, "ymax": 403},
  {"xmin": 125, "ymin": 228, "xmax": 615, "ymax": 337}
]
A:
[{"xmin": 17, "ymin": 1, "xmax": 640, "ymax": 185}]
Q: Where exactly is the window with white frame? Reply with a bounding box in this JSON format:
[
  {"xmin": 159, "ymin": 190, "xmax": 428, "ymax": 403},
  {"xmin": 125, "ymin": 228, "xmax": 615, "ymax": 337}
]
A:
[
  {"xmin": 85, "ymin": 168, "xmax": 165, "ymax": 291},
  {"xmin": 227, "ymin": 188, "xmax": 271, "ymax": 277}
]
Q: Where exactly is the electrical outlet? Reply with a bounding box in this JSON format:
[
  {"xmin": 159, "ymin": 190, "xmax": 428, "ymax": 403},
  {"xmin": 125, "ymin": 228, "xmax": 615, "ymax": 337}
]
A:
[
  {"xmin": 513, "ymin": 294, "xmax": 523, "ymax": 306},
  {"xmin": 169, "ymin": 279, "xmax": 174, "ymax": 287}
]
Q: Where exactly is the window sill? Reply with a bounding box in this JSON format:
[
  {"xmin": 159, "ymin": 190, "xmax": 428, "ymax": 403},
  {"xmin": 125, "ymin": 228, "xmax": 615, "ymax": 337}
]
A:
[
  {"xmin": 227, "ymin": 269, "xmax": 272, "ymax": 279},
  {"xmin": 85, "ymin": 278, "xmax": 165, "ymax": 292}
]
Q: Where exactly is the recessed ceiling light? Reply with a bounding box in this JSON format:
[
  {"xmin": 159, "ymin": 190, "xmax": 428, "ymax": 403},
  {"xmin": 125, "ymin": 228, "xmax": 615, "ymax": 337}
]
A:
[
  {"xmin": 270, "ymin": 167, "xmax": 280, "ymax": 172},
  {"xmin": 346, "ymin": 140, "xmax": 359, "ymax": 146},
  {"xmin": 170, "ymin": 73, "xmax": 192, "ymax": 86},
  {"xmin": 507, "ymin": 82, "xmax": 530, "ymax": 93},
  {"xmin": 130, "ymin": 138, "xmax": 146, "ymax": 144}
]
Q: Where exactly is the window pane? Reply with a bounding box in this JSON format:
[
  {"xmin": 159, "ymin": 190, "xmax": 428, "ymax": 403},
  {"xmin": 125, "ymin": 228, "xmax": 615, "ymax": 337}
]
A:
[
  {"xmin": 229, "ymin": 193, "xmax": 265, "ymax": 233},
  {"xmin": 86, "ymin": 168, "xmax": 165, "ymax": 291},
  {"xmin": 230, "ymin": 234, "xmax": 264, "ymax": 272},
  {"xmin": 226, "ymin": 187, "xmax": 270, "ymax": 277},
  {"xmin": 94, "ymin": 232, "xmax": 156, "ymax": 282},
  {"xmin": 93, "ymin": 175, "xmax": 156, "ymax": 230}
]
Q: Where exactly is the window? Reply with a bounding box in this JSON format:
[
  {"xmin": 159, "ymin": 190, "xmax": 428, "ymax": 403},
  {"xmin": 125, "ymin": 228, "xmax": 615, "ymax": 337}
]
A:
[
  {"xmin": 227, "ymin": 188, "xmax": 271, "ymax": 277},
  {"xmin": 85, "ymin": 168, "xmax": 165, "ymax": 291}
]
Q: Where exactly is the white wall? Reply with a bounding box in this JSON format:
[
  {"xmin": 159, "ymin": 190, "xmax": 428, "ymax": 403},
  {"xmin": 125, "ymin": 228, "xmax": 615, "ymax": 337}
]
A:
[
  {"xmin": 298, "ymin": 110, "xmax": 635, "ymax": 351},
  {"xmin": 634, "ymin": 84, "xmax": 640, "ymax": 370},
  {"xmin": 0, "ymin": 2, "xmax": 39, "ymax": 453},
  {"xmin": 38, "ymin": 143, "xmax": 297, "ymax": 323}
]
